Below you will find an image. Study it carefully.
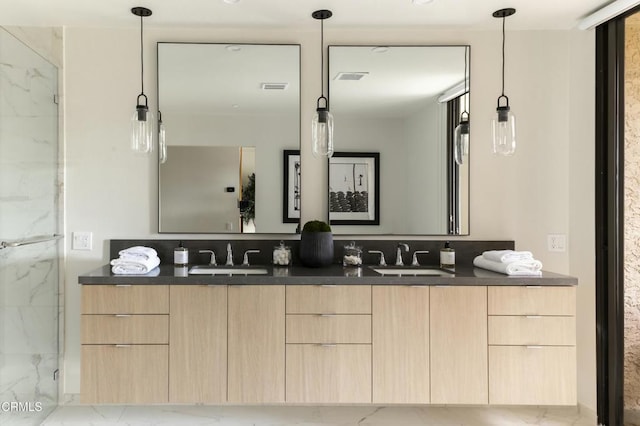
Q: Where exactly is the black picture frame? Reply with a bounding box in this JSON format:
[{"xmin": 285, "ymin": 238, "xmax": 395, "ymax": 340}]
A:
[
  {"xmin": 329, "ymin": 152, "xmax": 380, "ymax": 225},
  {"xmin": 282, "ymin": 150, "xmax": 301, "ymax": 223}
]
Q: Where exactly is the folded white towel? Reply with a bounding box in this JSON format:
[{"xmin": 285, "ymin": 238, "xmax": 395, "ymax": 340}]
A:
[
  {"xmin": 482, "ymin": 250, "xmax": 533, "ymax": 263},
  {"xmin": 111, "ymin": 255, "xmax": 160, "ymax": 275},
  {"xmin": 118, "ymin": 246, "xmax": 158, "ymax": 261},
  {"xmin": 111, "ymin": 265, "xmax": 161, "ymax": 276},
  {"xmin": 473, "ymin": 255, "xmax": 543, "ymax": 276}
]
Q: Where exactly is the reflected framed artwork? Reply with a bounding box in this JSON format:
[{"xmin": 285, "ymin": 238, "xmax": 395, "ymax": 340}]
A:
[
  {"xmin": 329, "ymin": 152, "xmax": 380, "ymax": 225},
  {"xmin": 283, "ymin": 150, "xmax": 301, "ymax": 223}
]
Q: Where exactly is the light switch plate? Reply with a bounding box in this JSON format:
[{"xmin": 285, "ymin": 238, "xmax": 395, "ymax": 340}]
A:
[
  {"xmin": 72, "ymin": 231, "xmax": 92, "ymax": 250},
  {"xmin": 547, "ymin": 234, "xmax": 566, "ymax": 252}
]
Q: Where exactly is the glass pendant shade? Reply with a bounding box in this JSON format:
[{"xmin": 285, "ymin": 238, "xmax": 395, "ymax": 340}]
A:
[
  {"xmin": 158, "ymin": 112, "xmax": 167, "ymax": 163},
  {"xmin": 454, "ymin": 115, "xmax": 470, "ymax": 165},
  {"xmin": 131, "ymin": 94, "xmax": 153, "ymax": 153},
  {"xmin": 492, "ymin": 103, "xmax": 516, "ymax": 156},
  {"xmin": 312, "ymin": 98, "xmax": 334, "ymax": 158}
]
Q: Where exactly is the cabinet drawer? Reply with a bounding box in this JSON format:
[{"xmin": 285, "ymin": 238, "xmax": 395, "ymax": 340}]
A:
[
  {"xmin": 286, "ymin": 344, "xmax": 371, "ymax": 403},
  {"xmin": 81, "ymin": 314, "xmax": 169, "ymax": 344},
  {"xmin": 488, "ymin": 286, "xmax": 575, "ymax": 316},
  {"xmin": 488, "ymin": 315, "xmax": 575, "ymax": 346},
  {"xmin": 489, "ymin": 346, "xmax": 576, "ymax": 405},
  {"xmin": 81, "ymin": 344, "xmax": 168, "ymax": 404},
  {"xmin": 286, "ymin": 285, "xmax": 371, "ymax": 314},
  {"xmin": 81, "ymin": 285, "xmax": 169, "ymax": 314},
  {"xmin": 286, "ymin": 314, "xmax": 371, "ymax": 344}
]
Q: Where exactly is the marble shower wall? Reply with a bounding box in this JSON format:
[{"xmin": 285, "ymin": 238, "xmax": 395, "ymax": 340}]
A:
[
  {"xmin": 0, "ymin": 27, "xmax": 61, "ymax": 425},
  {"xmin": 626, "ymin": 13, "xmax": 640, "ymax": 411}
]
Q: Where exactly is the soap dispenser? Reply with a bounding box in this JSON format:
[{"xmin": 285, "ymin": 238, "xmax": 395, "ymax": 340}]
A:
[
  {"xmin": 174, "ymin": 241, "xmax": 189, "ymax": 266},
  {"xmin": 440, "ymin": 241, "xmax": 455, "ymax": 269}
]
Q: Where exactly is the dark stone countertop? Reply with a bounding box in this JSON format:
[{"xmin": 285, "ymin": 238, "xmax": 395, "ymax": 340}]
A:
[{"xmin": 78, "ymin": 264, "xmax": 578, "ymax": 286}]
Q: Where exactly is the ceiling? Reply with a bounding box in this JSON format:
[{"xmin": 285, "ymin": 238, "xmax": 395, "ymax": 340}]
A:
[{"xmin": 0, "ymin": 0, "xmax": 612, "ymax": 30}]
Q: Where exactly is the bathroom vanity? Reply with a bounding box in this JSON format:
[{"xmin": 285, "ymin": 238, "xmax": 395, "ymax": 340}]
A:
[{"xmin": 79, "ymin": 263, "xmax": 577, "ymax": 406}]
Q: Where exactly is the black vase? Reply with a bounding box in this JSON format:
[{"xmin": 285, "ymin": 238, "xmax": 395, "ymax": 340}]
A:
[{"xmin": 299, "ymin": 232, "xmax": 334, "ymax": 267}]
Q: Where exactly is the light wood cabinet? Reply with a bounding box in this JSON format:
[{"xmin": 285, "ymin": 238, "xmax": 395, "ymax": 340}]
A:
[
  {"xmin": 488, "ymin": 286, "xmax": 575, "ymax": 316},
  {"xmin": 228, "ymin": 285, "xmax": 285, "ymax": 403},
  {"xmin": 286, "ymin": 285, "xmax": 371, "ymax": 314},
  {"xmin": 372, "ymin": 285, "xmax": 430, "ymax": 404},
  {"xmin": 80, "ymin": 284, "xmax": 169, "ymax": 404},
  {"xmin": 81, "ymin": 345, "xmax": 168, "ymax": 404},
  {"xmin": 169, "ymin": 285, "xmax": 227, "ymax": 403},
  {"xmin": 286, "ymin": 314, "xmax": 371, "ymax": 344},
  {"xmin": 489, "ymin": 346, "xmax": 577, "ymax": 405},
  {"xmin": 430, "ymin": 286, "xmax": 488, "ymax": 404},
  {"xmin": 488, "ymin": 286, "xmax": 577, "ymax": 405},
  {"xmin": 81, "ymin": 284, "xmax": 169, "ymax": 314},
  {"xmin": 286, "ymin": 285, "xmax": 372, "ymax": 403},
  {"xmin": 286, "ymin": 344, "xmax": 371, "ymax": 403}
]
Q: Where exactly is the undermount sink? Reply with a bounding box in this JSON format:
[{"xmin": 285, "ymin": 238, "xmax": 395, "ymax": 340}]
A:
[
  {"xmin": 188, "ymin": 266, "xmax": 269, "ymax": 275},
  {"xmin": 372, "ymin": 267, "xmax": 453, "ymax": 276}
]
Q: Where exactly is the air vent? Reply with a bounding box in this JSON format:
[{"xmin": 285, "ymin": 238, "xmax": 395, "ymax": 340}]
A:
[
  {"xmin": 334, "ymin": 72, "xmax": 369, "ymax": 81},
  {"xmin": 261, "ymin": 83, "xmax": 289, "ymax": 90}
]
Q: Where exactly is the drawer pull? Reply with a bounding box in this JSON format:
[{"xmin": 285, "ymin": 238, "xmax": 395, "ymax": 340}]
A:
[
  {"xmin": 525, "ymin": 315, "xmax": 542, "ymax": 319},
  {"xmin": 114, "ymin": 314, "xmax": 131, "ymax": 318},
  {"xmin": 318, "ymin": 314, "xmax": 336, "ymax": 317},
  {"xmin": 526, "ymin": 345, "xmax": 543, "ymax": 349},
  {"xmin": 320, "ymin": 285, "xmax": 337, "ymax": 288},
  {"xmin": 410, "ymin": 285, "xmax": 428, "ymax": 288},
  {"xmin": 525, "ymin": 286, "xmax": 542, "ymax": 289},
  {"xmin": 115, "ymin": 285, "xmax": 132, "ymax": 288},
  {"xmin": 319, "ymin": 344, "xmax": 337, "ymax": 348},
  {"xmin": 115, "ymin": 344, "xmax": 131, "ymax": 348}
]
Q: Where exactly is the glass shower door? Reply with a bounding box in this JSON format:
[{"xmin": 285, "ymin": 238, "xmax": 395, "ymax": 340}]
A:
[{"xmin": 0, "ymin": 28, "xmax": 60, "ymax": 425}]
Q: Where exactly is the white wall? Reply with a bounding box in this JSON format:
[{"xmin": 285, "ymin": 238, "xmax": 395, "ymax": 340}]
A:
[
  {"xmin": 405, "ymin": 99, "xmax": 448, "ymax": 234},
  {"xmin": 63, "ymin": 26, "xmax": 596, "ymax": 410}
]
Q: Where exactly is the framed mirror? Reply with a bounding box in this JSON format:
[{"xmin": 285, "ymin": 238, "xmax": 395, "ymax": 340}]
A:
[
  {"xmin": 328, "ymin": 45, "xmax": 470, "ymax": 235},
  {"xmin": 157, "ymin": 43, "xmax": 300, "ymax": 233}
]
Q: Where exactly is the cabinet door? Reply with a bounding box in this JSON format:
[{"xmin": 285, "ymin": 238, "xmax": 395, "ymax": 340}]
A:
[
  {"xmin": 169, "ymin": 285, "xmax": 227, "ymax": 403},
  {"xmin": 228, "ymin": 285, "xmax": 285, "ymax": 403},
  {"xmin": 372, "ymin": 285, "xmax": 430, "ymax": 403},
  {"xmin": 81, "ymin": 345, "xmax": 168, "ymax": 404},
  {"xmin": 430, "ymin": 286, "xmax": 488, "ymax": 404},
  {"xmin": 81, "ymin": 285, "xmax": 169, "ymax": 314},
  {"xmin": 286, "ymin": 344, "xmax": 371, "ymax": 403},
  {"xmin": 489, "ymin": 345, "xmax": 577, "ymax": 405}
]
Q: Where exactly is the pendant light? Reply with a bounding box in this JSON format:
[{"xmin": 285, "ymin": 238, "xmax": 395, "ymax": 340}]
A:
[
  {"xmin": 454, "ymin": 46, "xmax": 470, "ymax": 166},
  {"xmin": 311, "ymin": 9, "xmax": 334, "ymax": 158},
  {"xmin": 131, "ymin": 6, "xmax": 153, "ymax": 154},
  {"xmin": 491, "ymin": 8, "xmax": 516, "ymax": 156}
]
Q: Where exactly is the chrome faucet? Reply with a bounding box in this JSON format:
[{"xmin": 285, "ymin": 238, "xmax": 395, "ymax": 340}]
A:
[
  {"xmin": 226, "ymin": 243, "xmax": 234, "ymax": 266},
  {"xmin": 199, "ymin": 249, "xmax": 217, "ymax": 266},
  {"xmin": 242, "ymin": 249, "xmax": 260, "ymax": 266},
  {"xmin": 395, "ymin": 243, "xmax": 409, "ymax": 266},
  {"xmin": 411, "ymin": 250, "xmax": 430, "ymax": 266},
  {"xmin": 368, "ymin": 250, "xmax": 387, "ymax": 266}
]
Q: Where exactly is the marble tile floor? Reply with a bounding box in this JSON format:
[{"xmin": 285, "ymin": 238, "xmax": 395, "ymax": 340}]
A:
[{"xmin": 41, "ymin": 405, "xmax": 597, "ymax": 426}]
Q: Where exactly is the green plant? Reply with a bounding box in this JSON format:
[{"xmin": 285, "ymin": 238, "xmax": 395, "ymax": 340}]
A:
[
  {"xmin": 241, "ymin": 173, "xmax": 255, "ymax": 224},
  {"xmin": 302, "ymin": 220, "xmax": 332, "ymax": 233}
]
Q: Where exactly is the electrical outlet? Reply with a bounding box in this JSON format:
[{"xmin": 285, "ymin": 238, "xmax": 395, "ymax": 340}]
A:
[
  {"xmin": 72, "ymin": 232, "xmax": 92, "ymax": 250},
  {"xmin": 547, "ymin": 234, "xmax": 567, "ymax": 252}
]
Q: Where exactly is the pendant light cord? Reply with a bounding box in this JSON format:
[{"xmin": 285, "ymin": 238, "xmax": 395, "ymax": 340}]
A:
[
  {"xmin": 140, "ymin": 13, "xmax": 145, "ymax": 96},
  {"xmin": 462, "ymin": 46, "xmax": 468, "ymax": 116},
  {"xmin": 501, "ymin": 16, "xmax": 506, "ymax": 97},
  {"xmin": 320, "ymin": 18, "xmax": 325, "ymax": 98}
]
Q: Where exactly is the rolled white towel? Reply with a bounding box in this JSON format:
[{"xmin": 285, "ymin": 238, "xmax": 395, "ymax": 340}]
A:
[
  {"xmin": 473, "ymin": 255, "xmax": 542, "ymax": 276},
  {"xmin": 111, "ymin": 255, "xmax": 160, "ymax": 275},
  {"xmin": 118, "ymin": 246, "xmax": 158, "ymax": 262},
  {"xmin": 482, "ymin": 250, "xmax": 533, "ymax": 263}
]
